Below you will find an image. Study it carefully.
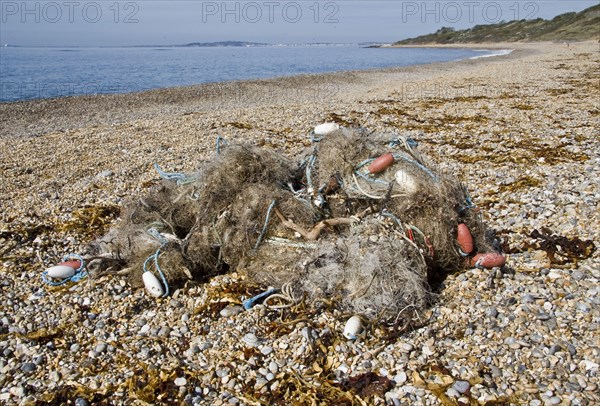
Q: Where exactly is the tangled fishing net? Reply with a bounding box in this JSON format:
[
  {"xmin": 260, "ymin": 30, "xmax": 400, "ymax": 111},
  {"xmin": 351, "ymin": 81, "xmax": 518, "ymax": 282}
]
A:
[{"xmin": 90, "ymin": 126, "xmax": 501, "ymax": 323}]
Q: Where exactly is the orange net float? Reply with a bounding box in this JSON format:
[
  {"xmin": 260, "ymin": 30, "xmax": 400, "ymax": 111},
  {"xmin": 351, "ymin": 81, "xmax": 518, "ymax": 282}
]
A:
[
  {"xmin": 467, "ymin": 252, "xmax": 506, "ymax": 269},
  {"xmin": 457, "ymin": 223, "xmax": 474, "ymax": 256},
  {"xmin": 367, "ymin": 153, "xmax": 395, "ymax": 174}
]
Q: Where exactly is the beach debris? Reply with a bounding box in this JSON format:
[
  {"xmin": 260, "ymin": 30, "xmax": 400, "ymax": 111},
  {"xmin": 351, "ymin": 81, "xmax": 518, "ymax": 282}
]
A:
[
  {"xmin": 468, "ymin": 252, "xmax": 506, "ymax": 269},
  {"xmin": 46, "ymin": 265, "xmax": 76, "ymax": 279},
  {"xmin": 457, "ymin": 223, "xmax": 474, "ymax": 256},
  {"xmin": 242, "ymin": 287, "xmax": 277, "ymax": 310},
  {"xmin": 343, "ymin": 315, "xmax": 364, "ymax": 340},
  {"xmin": 42, "ymin": 253, "xmax": 88, "ymax": 286},
  {"xmin": 88, "ymin": 126, "xmax": 504, "ymax": 325},
  {"xmin": 395, "ymin": 168, "xmax": 418, "ymax": 194},
  {"xmin": 313, "ymin": 122, "xmax": 340, "ymax": 136},
  {"xmin": 142, "ymin": 271, "xmax": 164, "ymax": 297},
  {"xmin": 141, "ymin": 245, "xmax": 170, "ymax": 298},
  {"xmin": 367, "ymin": 152, "xmax": 395, "ymax": 174}
]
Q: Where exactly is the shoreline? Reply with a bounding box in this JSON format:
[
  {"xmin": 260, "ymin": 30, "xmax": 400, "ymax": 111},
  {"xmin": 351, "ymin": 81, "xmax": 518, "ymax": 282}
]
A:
[
  {"xmin": 0, "ymin": 40, "xmax": 598, "ymax": 405},
  {"xmin": 0, "ymin": 43, "xmax": 530, "ymax": 139}
]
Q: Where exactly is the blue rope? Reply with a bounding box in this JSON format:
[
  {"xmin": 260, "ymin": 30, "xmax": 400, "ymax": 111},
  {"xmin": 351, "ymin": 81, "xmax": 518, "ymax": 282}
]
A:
[
  {"xmin": 389, "ymin": 137, "xmax": 418, "ymax": 149},
  {"xmin": 216, "ymin": 135, "xmax": 227, "ymax": 154},
  {"xmin": 41, "ymin": 253, "xmax": 87, "ymax": 286},
  {"xmin": 153, "ymin": 163, "xmax": 198, "ymax": 185},
  {"xmin": 243, "ymin": 287, "xmax": 277, "ymax": 310},
  {"xmin": 458, "ymin": 191, "xmax": 477, "ymax": 214},
  {"xmin": 254, "ymin": 200, "xmax": 277, "ymax": 251},
  {"xmin": 392, "ymin": 153, "xmax": 437, "ymax": 181},
  {"xmin": 143, "ymin": 245, "xmax": 170, "ymax": 297},
  {"xmin": 147, "ymin": 226, "xmax": 169, "ymax": 245},
  {"xmin": 310, "ymin": 131, "xmax": 323, "ymax": 143}
]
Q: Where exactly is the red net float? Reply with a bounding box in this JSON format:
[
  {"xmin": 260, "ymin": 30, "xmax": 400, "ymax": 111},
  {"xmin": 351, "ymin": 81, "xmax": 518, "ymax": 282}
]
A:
[
  {"xmin": 468, "ymin": 252, "xmax": 506, "ymax": 269},
  {"xmin": 457, "ymin": 223, "xmax": 474, "ymax": 255},
  {"xmin": 368, "ymin": 153, "xmax": 395, "ymax": 174},
  {"xmin": 58, "ymin": 260, "xmax": 82, "ymax": 270}
]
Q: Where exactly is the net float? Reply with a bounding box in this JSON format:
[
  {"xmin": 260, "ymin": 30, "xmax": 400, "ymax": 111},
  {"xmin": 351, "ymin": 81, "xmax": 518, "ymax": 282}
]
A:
[
  {"xmin": 457, "ymin": 223, "xmax": 474, "ymax": 255},
  {"xmin": 395, "ymin": 168, "xmax": 418, "ymax": 194},
  {"xmin": 468, "ymin": 252, "xmax": 506, "ymax": 269},
  {"xmin": 143, "ymin": 272, "xmax": 164, "ymax": 297},
  {"xmin": 313, "ymin": 122, "xmax": 340, "ymax": 136},
  {"xmin": 58, "ymin": 260, "xmax": 82, "ymax": 270},
  {"xmin": 343, "ymin": 315, "xmax": 364, "ymax": 340},
  {"xmin": 368, "ymin": 153, "xmax": 395, "ymax": 174},
  {"xmin": 46, "ymin": 265, "xmax": 76, "ymax": 279}
]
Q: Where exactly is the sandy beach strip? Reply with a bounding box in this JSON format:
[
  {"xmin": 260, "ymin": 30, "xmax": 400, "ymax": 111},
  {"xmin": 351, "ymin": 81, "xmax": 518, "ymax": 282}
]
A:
[{"xmin": 0, "ymin": 41, "xmax": 598, "ymax": 404}]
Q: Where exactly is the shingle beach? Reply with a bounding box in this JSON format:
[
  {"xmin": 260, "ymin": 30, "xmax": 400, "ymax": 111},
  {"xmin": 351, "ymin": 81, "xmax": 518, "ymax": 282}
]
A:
[{"xmin": 0, "ymin": 41, "xmax": 598, "ymax": 405}]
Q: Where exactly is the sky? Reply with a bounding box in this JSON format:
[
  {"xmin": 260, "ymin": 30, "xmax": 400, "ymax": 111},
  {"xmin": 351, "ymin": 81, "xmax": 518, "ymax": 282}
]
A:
[{"xmin": 0, "ymin": 1, "xmax": 597, "ymax": 46}]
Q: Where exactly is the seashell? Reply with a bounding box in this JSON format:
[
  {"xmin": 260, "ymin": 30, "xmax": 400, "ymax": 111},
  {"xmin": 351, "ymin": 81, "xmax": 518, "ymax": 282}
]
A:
[
  {"xmin": 456, "ymin": 223, "xmax": 474, "ymax": 255},
  {"xmin": 395, "ymin": 168, "xmax": 418, "ymax": 194},
  {"xmin": 58, "ymin": 260, "xmax": 82, "ymax": 270},
  {"xmin": 314, "ymin": 122, "xmax": 340, "ymax": 136},
  {"xmin": 143, "ymin": 272, "xmax": 164, "ymax": 297},
  {"xmin": 46, "ymin": 265, "xmax": 75, "ymax": 279},
  {"xmin": 468, "ymin": 252, "xmax": 506, "ymax": 269},
  {"xmin": 343, "ymin": 315, "xmax": 364, "ymax": 340},
  {"xmin": 368, "ymin": 153, "xmax": 395, "ymax": 174}
]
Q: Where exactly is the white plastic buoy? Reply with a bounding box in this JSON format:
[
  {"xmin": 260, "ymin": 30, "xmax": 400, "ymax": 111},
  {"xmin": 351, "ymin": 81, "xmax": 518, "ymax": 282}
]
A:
[
  {"xmin": 143, "ymin": 272, "xmax": 164, "ymax": 297},
  {"xmin": 314, "ymin": 122, "xmax": 340, "ymax": 136},
  {"xmin": 343, "ymin": 315, "xmax": 364, "ymax": 340},
  {"xmin": 46, "ymin": 265, "xmax": 76, "ymax": 279},
  {"xmin": 395, "ymin": 168, "xmax": 418, "ymax": 194}
]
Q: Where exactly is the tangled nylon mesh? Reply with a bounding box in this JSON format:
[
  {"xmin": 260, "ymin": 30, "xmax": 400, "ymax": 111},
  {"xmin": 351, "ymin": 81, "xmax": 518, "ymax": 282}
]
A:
[
  {"xmin": 91, "ymin": 127, "xmax": 500, "ymax": 322},
  {"xmin": 246, "ymin": 216, "xmax": 429, "ymax": 320}
]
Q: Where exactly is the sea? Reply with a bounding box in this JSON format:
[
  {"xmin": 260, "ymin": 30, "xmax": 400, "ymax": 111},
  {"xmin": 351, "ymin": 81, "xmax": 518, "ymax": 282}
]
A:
[{"xmin": 0, "ymin": 45, "xmax": 506, "ymax": 103}]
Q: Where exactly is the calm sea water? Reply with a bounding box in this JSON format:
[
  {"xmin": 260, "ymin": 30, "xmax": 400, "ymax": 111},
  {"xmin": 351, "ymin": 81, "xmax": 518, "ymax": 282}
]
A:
[{"xmin": 0, "ymin": 46, "xmax": 494, "ymax": 102}]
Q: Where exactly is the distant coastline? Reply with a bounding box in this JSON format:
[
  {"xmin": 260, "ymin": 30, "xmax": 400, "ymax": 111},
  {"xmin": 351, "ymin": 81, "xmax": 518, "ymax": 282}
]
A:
[{"xmin": 2, "ymin": 41, "xmax": 387, "ymax": 49}]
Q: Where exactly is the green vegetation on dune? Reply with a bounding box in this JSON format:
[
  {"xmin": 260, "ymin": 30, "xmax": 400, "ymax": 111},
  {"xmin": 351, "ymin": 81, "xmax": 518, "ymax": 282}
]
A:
[{"xmin": 395, "ymin": 4, "xmax": 600, "ymax": 44}]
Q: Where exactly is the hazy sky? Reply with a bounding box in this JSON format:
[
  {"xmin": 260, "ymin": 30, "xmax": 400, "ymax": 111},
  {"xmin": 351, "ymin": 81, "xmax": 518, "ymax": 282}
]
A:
[{"xmin": 0, "ymin": 1, "xmax": 596, "ymax": 46}]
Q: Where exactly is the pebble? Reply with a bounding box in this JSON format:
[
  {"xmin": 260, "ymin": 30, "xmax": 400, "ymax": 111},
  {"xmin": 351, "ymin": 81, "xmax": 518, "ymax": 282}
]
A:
[
  {"xmin": 158, "ymin": 326, "xmax": 171, "ymax": 337},
  {"xmin": 95, "ymin": 343, "xmax": 107, "ymax": 354},
  {"xmin": 549, "ymin": 344, "xmax": 562, "ymax": 355},
  {"xmin": 97, "ymin": 170, "xmax": 114, "ymax": 178},
  {"xmin": 394, "ymin": 372, "xmax": 407, "ymax": 384},
  {"xmin": 174, "ymin": 377, "xmax": 187, "ymax": 387},
  {"xmin": 20, "ymin": 363, "xmax": 36, "ymax": 374},
  {"xmin": 260, "ymin": 346, "xmax": 273, "ymax": 356},
  {"xmin": 242, "ymin": 333, "xmax": 260, "ymax": 347},
  {"xmin": 422, "ymin": 345, "xmax": 434, "ymax": 356},
  {"xmin": 219, "ymin": 305, "xmax": 243, "ymax": 318},
  {"xmin": 537, "ymin": 312, "xmax": 551, "ymax": 321},
  {"xmin": 446, "ymin": 387, "xmax": 460, "ymax": 398},
  {"xmin": 486, "ymin": 307, "xmax": 499, "ymax": 318},
  {"xmin": 453, "ymin": 381, "xmax": 470, "ymax": 394}
]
